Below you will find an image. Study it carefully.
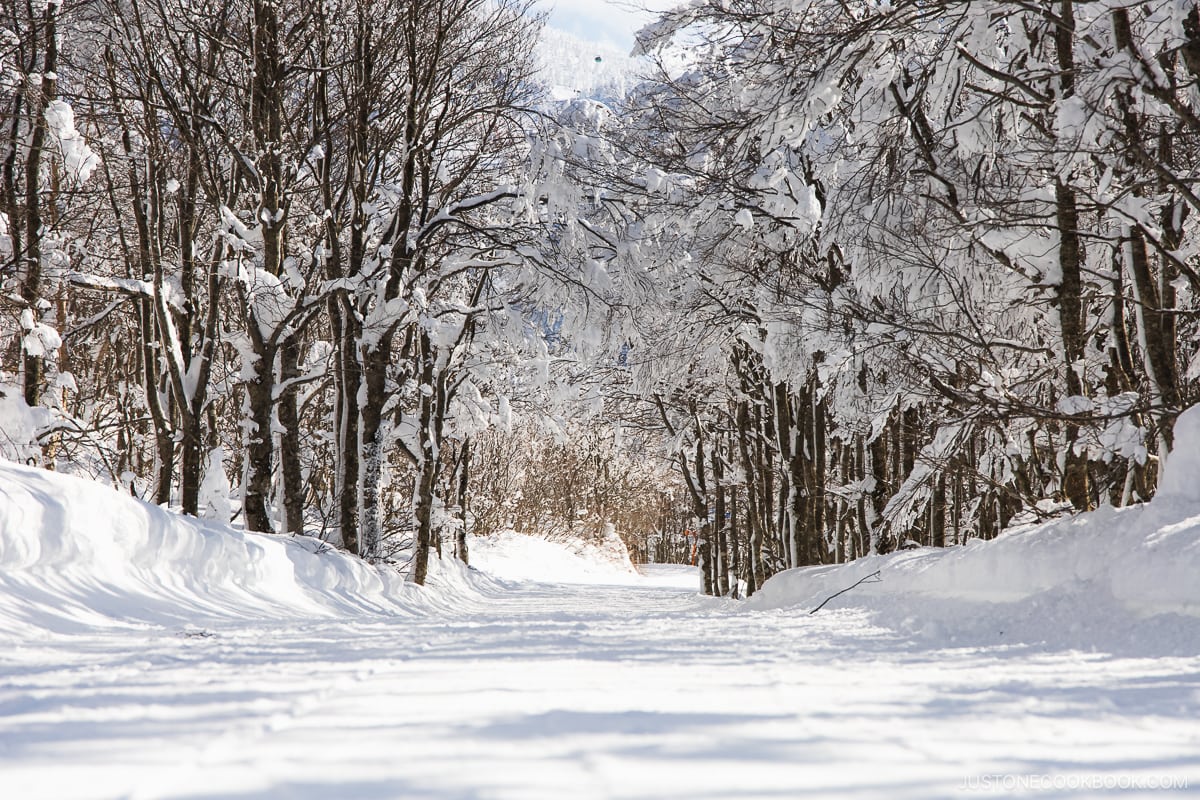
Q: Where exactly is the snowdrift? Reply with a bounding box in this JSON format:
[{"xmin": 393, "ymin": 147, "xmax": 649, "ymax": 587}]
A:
[
  {"xmin": 748, "ymin": 408, "xmax": 1200, "ymax": 655},
  {"xmin": 0, "ymin": 458, "xmax": 641, "ymax": 638},
  {"xmin": 0, "ymin": 461, "xmax": 496, "ymax": 636}
]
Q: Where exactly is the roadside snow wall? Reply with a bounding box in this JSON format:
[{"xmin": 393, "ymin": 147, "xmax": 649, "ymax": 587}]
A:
[
  {"xmin": 748, "ymin": 407, "xmax": 1200, "ymax": 654},
  {"xmin": 0, "ymin": 461, "xmax": 479, "ymax": 635}
]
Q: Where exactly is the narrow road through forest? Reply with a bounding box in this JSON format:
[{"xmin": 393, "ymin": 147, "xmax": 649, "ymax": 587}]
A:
[{"xmin": 4, "ymin": 565, "xmax": 1198, "ymax": 799}]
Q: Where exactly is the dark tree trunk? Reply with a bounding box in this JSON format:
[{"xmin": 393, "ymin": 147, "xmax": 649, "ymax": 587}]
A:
[
  {"xmin": 870, "ymin": 424, "xmax": 889, "ymax": 553},
  {"xmin": 139, "ymin": 297, "xmax": 174, "ymax": 506},
  {"xmin": 456, "ymin": 437, "xmax": 471, "ymax": 565},
  {"xmin": 1054, "ymin": 1, "xmax": 1092, "ymax": 512},
  {"xmin": 410, "ymin": 337, "xmax": 445, "ymax": 585},
  {"xmin": 19, "ymin": 3, "xmax": 58, "ymax": 411},
  {"xmin": 179, "ymin": 415, "xmax": 204, "ymax": 516},
  {"xmin": 358, "ymin": 341, "xmax": 391, "ymax": 560},
  {"xmin": 242, "ymin": 354, "xmax": 277, "ymax": 533},
  {"xmin": 240, "ymin": 0, "xmax": 288, "ymax": 534},
  {"xmin": 411, "ymin": 451, "xmax": 439, "ymax": 584},
  {"xmin": 735, "ymin": 400, "xmax": 764, "ymax": 594},
  {"xmin": 713, "ymin": 445, "xmax": 729, "ymax": 596},
  {"xmin": 1056, "ymin": 178, "xmax": 1091, "ymax": 512},
  {"xmin": 931, "ymin": 475, "xmax": 946, "ymax": 548},
  {"xmin": 278, "ymin": 338, "xmax": 306, "ymax": 534},
  {"xmin": 809, "ymin": 390, "xmax": 827, "ymax": 564}
]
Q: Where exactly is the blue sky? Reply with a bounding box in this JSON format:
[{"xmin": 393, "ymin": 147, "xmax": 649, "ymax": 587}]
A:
[{"xmin": 538, "ymin": 0, "xmax": 675, "ymax": 50}]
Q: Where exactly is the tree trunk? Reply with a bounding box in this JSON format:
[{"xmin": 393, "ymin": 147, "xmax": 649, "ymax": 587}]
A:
[
  {"xmin": 931, "ymin": 475, "xmax": 946, "ymax": 548},
  {"xmin": 336, "ymin": 319, "xmax": 362, "ymax": 553},
  {"xmin": 1112, "ymin": 7, "xmax": 1181, "ymax": 459},
  {"xmin": 773, "ymin": 382, "xmax": 801, "ymax": 569},
  {"xmin": 20, "ymin": 3, "xmax": 58, "ymax": 411},
  {"xmin": 278, "ymin": 337, "xmax": 305, "ymax": 534},
  {"xmin": 411, "ymin": 449, "xmax": 439, "ymax": 584},
  {"xmin": 713, "ymin": 445, "xmax": 729, "ymax": 596},
  {"xmin": 179, "ymin": 411, "xmax": 204, "ymax": 516},
  {"xmin": 456, "ymin": 437, "xmax": 471, "ymax": 565},
  {"xmin": 240, "ymin": 0, "xmax": 288, "ymax": 534},
  {"xmin": 854, "ymin": 437, "xmax": 870, "ymax": 559},
  {"xmin": 242, "ymin": 350, "xmax": 277, "ymax": 533},
  {"xmin": 410, "ymin": 339, "xmax": 445, "ymax": 585},
  {"xmin": 139, "ymin": 298, "xmax": 174, "ymax": 505},
  {"xmin": 735, "ymin": 400, "xmax": 763, "ymax": 594},
  {"xmin": 809, "ymin": 389, "xmax": 827, "ymax": 564},
  {"xmin": 358, "ymin": 331, "xmax": 396, "ymax": 560},
  {"xmin": 728, "ymin": 487, "xmax": 741, "ymax": 598},
  {"xmin": 1054, "ymin": 1, "xmax": 1091, "ymax": 512},
  {"xmin": 315, "ymin": 2, "xmax": 360, "ymax": 554},
  {"xmin": 1056, "ymin": 178, "xmax": 1091, "ymax": 512},
  {"xmin": 870, "ymin": 428, "xmax": 889, "ymax": 553},
  {"xmin": 836, "ymin": 439, "xmax": 850, "ymax": 563}
]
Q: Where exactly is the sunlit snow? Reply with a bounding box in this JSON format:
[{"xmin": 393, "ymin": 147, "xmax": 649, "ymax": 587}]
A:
[{"xmin": 2, "ymin": 450, "xmax": 1200, "ymax": 798}]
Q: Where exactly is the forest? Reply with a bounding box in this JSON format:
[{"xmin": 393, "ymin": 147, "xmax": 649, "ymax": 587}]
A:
[{"xmin": 3, "ymin": 0, "xmax": 1199, "ymax": 596}]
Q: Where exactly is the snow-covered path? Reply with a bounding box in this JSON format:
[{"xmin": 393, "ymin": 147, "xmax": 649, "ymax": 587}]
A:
[{"xmin": 3, "ymin": 565, "xmax": 1198, "ymax": 800}]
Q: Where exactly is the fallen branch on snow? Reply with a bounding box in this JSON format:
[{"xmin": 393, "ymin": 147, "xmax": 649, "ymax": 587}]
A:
[{"xmin": 809, "ymin": 570, "xmax": 882, "ymax": 615}]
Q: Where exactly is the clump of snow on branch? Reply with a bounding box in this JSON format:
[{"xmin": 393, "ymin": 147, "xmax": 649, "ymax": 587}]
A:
[{"xmin": 44, "ymin": 99, "xmax": 100, "ymax": 184}]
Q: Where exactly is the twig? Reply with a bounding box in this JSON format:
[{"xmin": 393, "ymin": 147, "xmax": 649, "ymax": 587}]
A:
[{"xmin": 809, "ymin": 570, "xmax": 882, "ymax": 615}]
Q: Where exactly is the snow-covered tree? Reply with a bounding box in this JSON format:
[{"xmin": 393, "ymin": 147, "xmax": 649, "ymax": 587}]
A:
[
  {"xmin": 614, "ymin": 0, "xmax": 1200, "ymax": 593},
  {"xmin": 1, "ymin": 0, "xmax": 96, "ymax": 448}
]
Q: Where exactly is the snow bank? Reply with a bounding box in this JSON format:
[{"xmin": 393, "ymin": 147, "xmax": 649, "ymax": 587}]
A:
[
  {"xmin": 0, "ymin": 456, "xmax": 641, "ymax": 640},
  {"xmin": 470, "ymin": 527, "xmax": 639, "ymax": 585},
  {"xmin": 748, "ymin": 408, "xmax": 1200, "ymax": 655},
  {"xmin": 0, "ymin": 461, "xmax": 492, "ymax": 636}
]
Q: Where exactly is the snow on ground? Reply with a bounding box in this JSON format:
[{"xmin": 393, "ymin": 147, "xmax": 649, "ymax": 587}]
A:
[
  {"xmin": 4, "ymin": 567, "xmax": 1198, "ymax": 799},
  {"xmin": 469, "ymin": 527, "xmax": 638, "ymax": 585},
  {"xmin": 4, "ymin": 415, "xmax": 1200, "ymax": 796}
]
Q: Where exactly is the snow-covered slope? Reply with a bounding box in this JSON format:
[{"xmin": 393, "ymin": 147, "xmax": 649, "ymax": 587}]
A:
[
  {"xmin": 470, "ymin": 527, "xmax": 639, "ymax": 585},
  {"xmin": 748, "ymin": 407, "xmax": 1200, "ymax": 655},
  {"xmin": 537, "ymin": 26, "xmax": 641, "ymax": 102},
  {"xmin": 0, "ymin": 462, "xmax": 439, "ymax": 635},
  {"xmin": 0, "ymin": 460, "xmax": 644, "ymax": 638}
]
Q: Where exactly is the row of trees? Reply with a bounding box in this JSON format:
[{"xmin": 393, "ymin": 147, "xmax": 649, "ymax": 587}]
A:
[
  {"xmin": 574, "ymin": 0, "xmax": 1200, "ymax": 594},
  {"xmin": 6, "ymin": 0, "xmax": 1199, "ymax": 598},
  {"xmin": 2, "ymin": 0, "xmax": 574, "ymax": 582}
]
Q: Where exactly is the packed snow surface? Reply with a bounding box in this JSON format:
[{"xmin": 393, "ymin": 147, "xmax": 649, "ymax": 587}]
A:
[{"xmin": 3, "ymin": 437, "xmax": 1200, "ymax": 797}]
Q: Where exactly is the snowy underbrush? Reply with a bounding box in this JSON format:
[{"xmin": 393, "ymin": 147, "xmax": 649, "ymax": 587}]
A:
[
  {"xmin": 749, "ymin": 409, "xmax": 1200, "ymax": 656},
  {"xmin": 470, "ymin": 526, "xmax": 638, "ymax": 585},
  {"xmin": 0, "ymin": 375, "xmax": 50, "ymax": 465},
  {"xmin": 0, "ymin": 461, "xmax": 502, "ymax": 637}
]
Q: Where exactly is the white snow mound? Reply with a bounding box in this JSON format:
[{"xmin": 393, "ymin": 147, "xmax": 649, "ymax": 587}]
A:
[
  {"xmin": 0, "ymin": 461, "xmax": 487, "ymax": 635},
  {"xmin": 748, "ymin": 407, "xmax": 1200, "ymax": 654}
]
